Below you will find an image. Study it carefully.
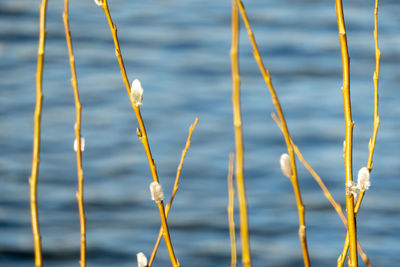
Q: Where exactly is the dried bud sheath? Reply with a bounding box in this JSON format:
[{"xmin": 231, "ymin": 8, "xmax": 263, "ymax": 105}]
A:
[{"xmin": 345, "ymin": 181, "xmax": 359, "ymax": 197}]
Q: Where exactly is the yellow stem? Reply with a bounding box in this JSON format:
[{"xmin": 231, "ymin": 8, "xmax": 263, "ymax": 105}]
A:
[
  {"xmin": 272, "ymin": 113, "xmax": 346, "ymax": 224},
  {"xmin": 230, "ymin": 2, "xmax": 251, "ymax": 266},
  {"xmin": 271, "ymin": 113, "xmax": 370, "ymax": 266},
  {"xmin": 156, "ymin": 202, "xmax": 179, "ymax": 267},
  {"xmin": 30, "ymin": 1, "xmax": 48, "ymax": 266},
  {"xmin": 335, "ymin": 0, "xmax": 358, "ymax": 266},
  {"xmin": 227, "ymin": 153, "xmax": 237, "ymax": 267},
  {"xmin": 98, "ymin": 1, "xmax": 178, "ymax": 265},
  {"xmin": 338, "ymin": 4, "xmax": 380, "ymax": 263},
  {"xmin": 100, "ymin": 1, "xmax": 158, "ymax": 183},
  {"xmin": 338, "ymin": 215, "xmax": 371, "ymax": 267},
  {"xmin": 148, "ymin": 118, "xmax": 198, "ymax": 266},
  {"xmin": 234, "ymin": 1, "xmax": 310, "ymax": 265},
  {"xmin": 367, "ymin": 0, "xmax": 381, "ymax": 171},
  {"xmin": 62, "ymin": 1, "xmax": 86, "ymax": 266}
]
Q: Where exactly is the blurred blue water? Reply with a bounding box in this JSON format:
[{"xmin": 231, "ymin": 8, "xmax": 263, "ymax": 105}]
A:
[{"xmin": 0, "ymin": 0, "xmax": 399, "ymax": 266}]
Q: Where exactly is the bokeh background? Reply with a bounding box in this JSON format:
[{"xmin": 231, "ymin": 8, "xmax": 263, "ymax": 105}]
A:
[{"xmin": 1, "ymin": 0, "xmax": 399, "ymax": 266}]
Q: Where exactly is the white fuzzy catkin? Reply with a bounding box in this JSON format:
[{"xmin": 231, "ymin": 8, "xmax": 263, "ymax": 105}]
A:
[
  {"xmin": 131, "ymin": 79, "xmax": 144, "ymax": 106},
  {"xmin": 73, "ymin": 137, "xmax": 85, "ymax": 152},
  {"xmin": 150, "ymin": 181, "xmax": 164, "ymax": 203},
  {"xmin": 93, "ymin": 0, "xmax": 104, "ymax": 6},
  {"xmin": 136, "ymin": 252, "xmax": 148, "ymax": 267},
  {"xmin": 280, "ymin": 153, "xmax": 292, "ymax": 178},
  {"xmin": 357, "ymin": 167, "xmax": 371, "ymax": 191}
]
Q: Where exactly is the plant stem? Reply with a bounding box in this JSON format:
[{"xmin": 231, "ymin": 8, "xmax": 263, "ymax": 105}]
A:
[
  {"xmin": 148, "ymin": 118, "xmax": 198, "ymax": 266},
  {"xmin": 338, "ymin": 1, "xmax": 380, "ymax": 266},
  {"xmin": 30, "ymin": 1, "xmax": 48, "ymax": 266},
  {"xmin": 227, "ymin": 153, "xmax": 237, "ymax": 267},
  {"xmin": 234, "ymin": 1, "xmax": 310, "ymax": 265},
  {"xmin": 156, "ymin": 201, "xmax": 179, "ymax": 267},
  {"xmin": 274, "ymin": 113, "xmax": 347, "ymax": 223},
  {"xmin": 367, "ymin": 0, "xmax": 381, "ymax": 172},
  {"xmin": 271, "ymin": 113, "xmax": 370, "ymax": 266},
  {"xmin": 335, "ymin": 0, "xmax": 358, "ymax": 266},
  {"xmin": 230, "ymin": 1, "xmax": 252, "ymax": 266},
  {"xmin": 62, "ymin": 1, "xmax": 86, "ymax": 266},
  {"xmin": 98, "ymin": 2, "xmax": 178, "ymax": 265},
  {"xmin": 100, "ymin": 1, "xmax": 158, "ymax": 183}
]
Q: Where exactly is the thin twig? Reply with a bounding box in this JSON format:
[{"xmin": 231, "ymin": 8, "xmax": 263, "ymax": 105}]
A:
[
  {"xmin": 96, "ymin": 1, "xmax": 179, "ymax": 265},
  {"xmin": 148, "ymin": 118, "xmax": 198, "ymax": 266},
  {"xmin": 335, "ymin": 0, "xmax": 358, "ymax": 266},
  {"xmin": 271, "ymin": 113, "xmax": 370, "ymax": 266},
  {"xmin": 62, "ymin": 1, "xmax": 86, "ymax": 266},
  {"xmin": 338, "ymin": 231, "xmax": 371, "ymax": 267},
  {"xmin": 97, "ymin": 0, "xmax": 157, "ymax": 183},
  {"xmin": 234, "ymin": 1, "xmax": 310, "ymax": 265},
  {"xmin": 230, "ymin": 1, "xmax": 252, "ymax": 266},
  {"xmin": 338, "ymin": 1, "xmax": 380, "ymax": 266},
  {"xmin": 30, "ymin": 1, "xmax": 48, "ymax": 266},
  {"xmin": 155, "ymin": 202, "xmax": 178, "ymax": 266},
  {"xmin": 367, "ymin": 0, "xmax": 381, "ymax": 172},
  {"xmin": 272, "ymin": 113, "xmax": 346, "ymax": 223},
  {"xmin": 227, "ymin": 153, "xmax": 237, "ymax": 267}
]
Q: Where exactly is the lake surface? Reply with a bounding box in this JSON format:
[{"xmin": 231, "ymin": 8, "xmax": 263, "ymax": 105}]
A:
[{"xmin": 1, "ymin": 0, "xmax": 400, "ymax": 266}]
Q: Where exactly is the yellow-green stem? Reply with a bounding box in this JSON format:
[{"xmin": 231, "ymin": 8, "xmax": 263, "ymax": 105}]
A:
[
  {"xmin": 338, "ymin": 1, "xmax": 380, "ymax": 266},
  {"xmin": 227, "ymin": 153, "xmax": 237, "ymax": 267},
  {"xmin": 30, "ymin": 1, "xmax": 48, "ymax": 266},
  {"xmin": 148, "ymin": 118, "xmax": 198, "ymax": 266},
  {"xmin": 234, "ymin": 1, "xmax": 310, "ymax": 265},
  {"xmin": 272, "ymin": 113, "xmax": 370, "ymax": 266},
  {"xmin": 335, "ymin": 0, "xmax": 358, "ymax": 266},
  {"xmin": 231, "ymin": 1, "xmax": 251, "ymax": 266},
  {"xmin": 62, "ymin": 1, "xmax": 86, "ymax": 266},
  {"xmin": 98, "ymin": 1, "xmax": 179, "ymax": 265},
  {"xmin": 156, "ymin": 202, "xmax": 179, "ymax": 267}
]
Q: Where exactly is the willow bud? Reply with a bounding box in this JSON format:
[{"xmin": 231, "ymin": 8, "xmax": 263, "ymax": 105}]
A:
[
  {"xmin": 136, "ymin": 252, "xmax": 148, "ymax": 267},
  {"xmin": 131, "ymin": 79, "xmax": 144, "ymax": 106},
  {"xmin": 94, "ymin": 0, "xmax": 104, "ymax": 6},
  {"xmin": 150, "ymin": 181, "xmax": 164, "ymax": 203},
  {"xmin": 73, "ymin": 137, "xmax": 85, "ymax": 152},
  {"xmin": 357, "ymin": 167, "xmax": 371, "ymax": 191},
  {"xmin": 280, "ymin": 153, "xmax": 292, "ymax": 178}
]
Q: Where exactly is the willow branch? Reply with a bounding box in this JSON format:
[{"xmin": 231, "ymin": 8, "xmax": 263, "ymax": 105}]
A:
[
  {"xmin": 335, "ymin": 0, "xmax": 358, "ymax": 266},
  {"xmin": 272, "ymin": 113, "xmax": 346, "ymax": 223},
  {"xmin": 338, "ymin": 1, "xmax": 380, "ymax": 266},
  {"xmin": 63, "ymin": 1, "xmax": 86, "ymax": 266},
  {"xmin": 97, "ymin": 1, "xmax": 178, "ymax": 265},
  {"xmin": 227, "ymin": 153, "xmax": 237, "ymax": 267},
  {"xmin": 148, "ymin": 118, "xmax": 198, "ymax": 267},
  {"xmin": 366, "ymin": 0, "xmax": 381, "ymax": 172},
  {"xmin": 230, "ymin": 1, "xmax": 252, "ymax": 266},
  {"xmin": 99, "ymin": 2, "xmax": 158, "ymax": 182},
  {"xmin": 271, "ymin": 113, "xmax": 370, "ymax": 266},
  {"xmin": 30, "ymin": 1, "xmax": 48, "ymax": 266},
  {"xmin": 155, "ymin": 201, "xmax": 179, "ymax": 267},
  {"xmin": 234, "ymin": 1, "xmax": 310, "ymax": 265}
]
